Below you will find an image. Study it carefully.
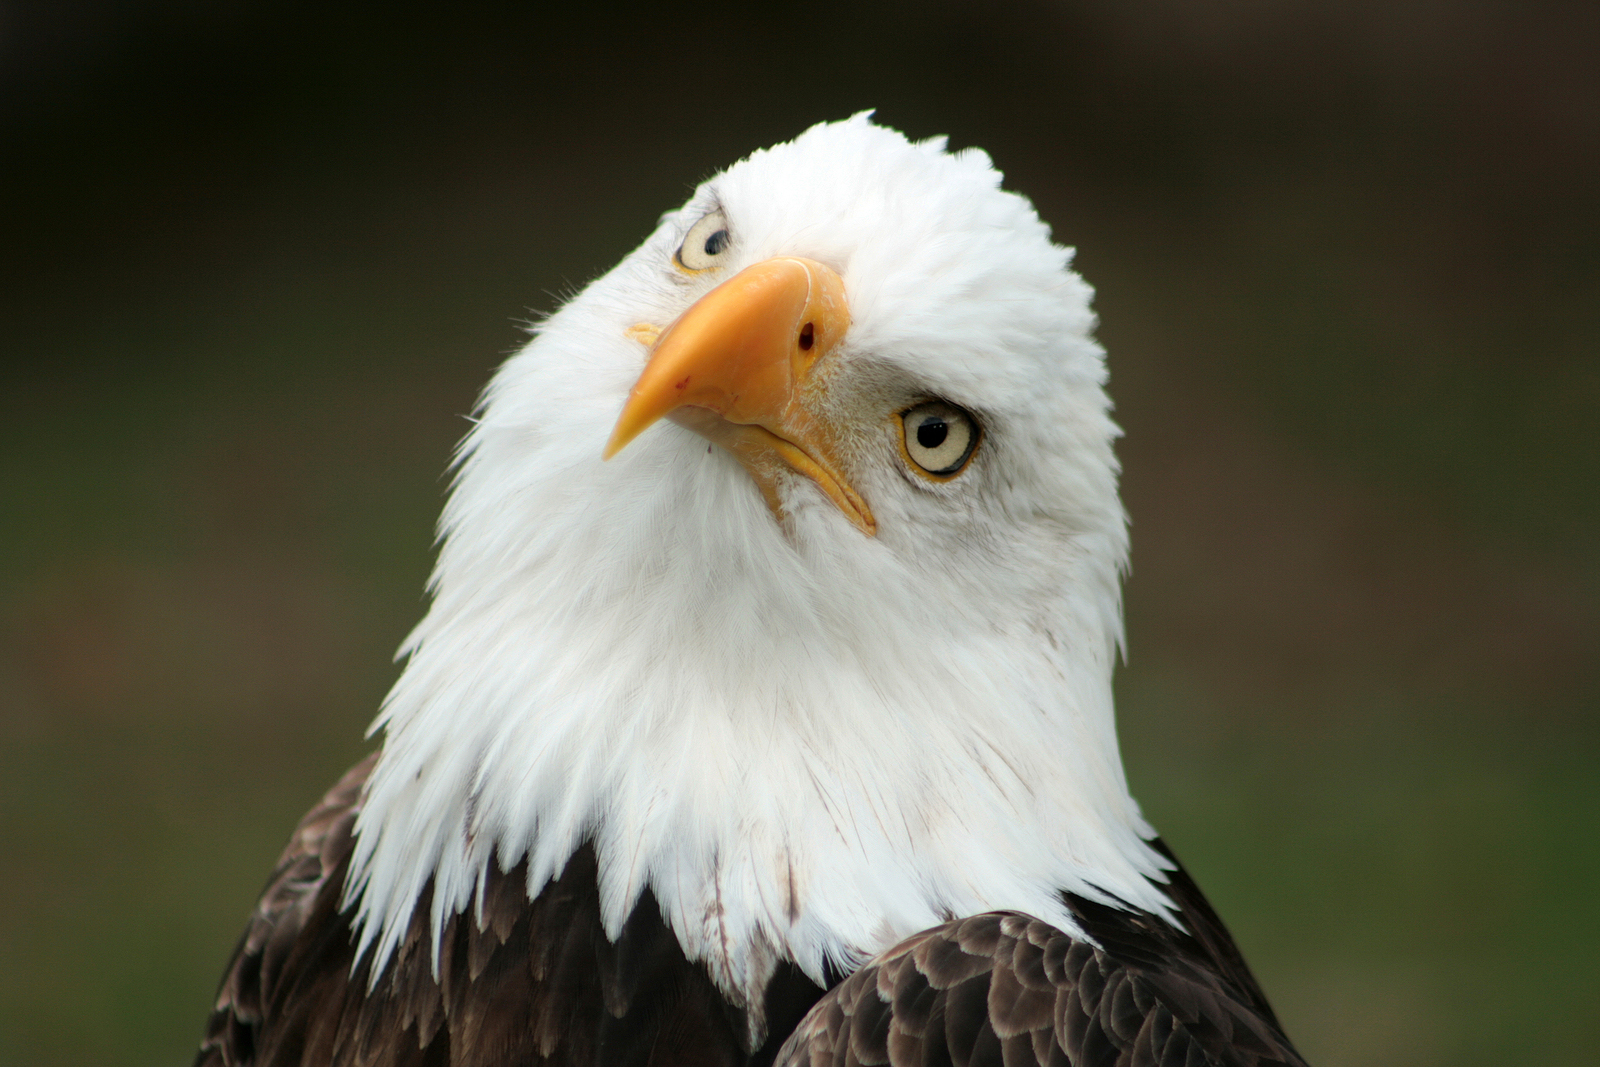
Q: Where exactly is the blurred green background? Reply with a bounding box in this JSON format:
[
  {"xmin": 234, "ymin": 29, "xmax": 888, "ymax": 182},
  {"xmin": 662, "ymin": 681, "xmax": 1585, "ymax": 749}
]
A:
[{"xmin": 1, "ymin": 2, "xmax": 1595, "ymax": 1065}]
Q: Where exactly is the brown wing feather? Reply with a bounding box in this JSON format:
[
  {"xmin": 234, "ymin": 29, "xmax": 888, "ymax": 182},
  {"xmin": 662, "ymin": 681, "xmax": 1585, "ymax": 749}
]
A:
[
  {"xmin": 198, "ymin": 753, "xmax": 377, "ymax": 1067},
  {"xmin": 194, "ymin": 756, "xmax": 826, "ymax": 1067},
  {"xmin": 774, "ymin": 853, "xmax": 1308, "ymax": 1067},
  {"xmin": 1139, "ymin": 839, "xmax": 1284, "ymax": 1033}
]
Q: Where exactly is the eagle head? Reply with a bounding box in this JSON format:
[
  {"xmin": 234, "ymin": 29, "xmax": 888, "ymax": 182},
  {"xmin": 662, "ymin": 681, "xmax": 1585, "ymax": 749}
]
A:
[{"xmin": 347, "ymin": 115, "xmax": 1171, "ymax": 1011}]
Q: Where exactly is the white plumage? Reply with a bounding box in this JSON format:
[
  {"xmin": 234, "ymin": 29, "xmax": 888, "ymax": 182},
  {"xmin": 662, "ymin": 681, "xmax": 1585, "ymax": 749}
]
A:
[{"xmin": 345, "ymin": 114, "xmax": 1176, "ymax": 1019}]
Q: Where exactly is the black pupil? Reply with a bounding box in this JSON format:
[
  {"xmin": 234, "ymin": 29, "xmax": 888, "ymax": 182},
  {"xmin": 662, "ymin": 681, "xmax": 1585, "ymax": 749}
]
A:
[
  {"xmin": 916, "ymin": 417, "xmax": 949, "ymax": 450},
  {"xmin": 703, "ymin": 229, "xmax": 729, "ymax": 256}
]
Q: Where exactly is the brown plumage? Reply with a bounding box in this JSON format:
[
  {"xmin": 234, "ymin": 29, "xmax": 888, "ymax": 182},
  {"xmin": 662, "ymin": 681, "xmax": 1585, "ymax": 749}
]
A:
[
  {"xmin": 196, "ymin": 759, "xmax": 1304, "ymax": 1067},
  {"xmin": 774, "ymin": 910, "xmax": 1307, "ymax": 1067},
  {"xmin": 195, "ymin": 757, "xmax": 827, "ymax": 1067}
]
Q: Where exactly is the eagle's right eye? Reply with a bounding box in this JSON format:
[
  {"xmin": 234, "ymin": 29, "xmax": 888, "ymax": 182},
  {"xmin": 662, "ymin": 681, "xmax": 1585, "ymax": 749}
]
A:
[
  {"xmin": 898, "ymin": 401, "xmax": 981, "ymax": 480},
  {"xmin": 676, "ymin": 210, "xmax": 732, "ymax": 272}
]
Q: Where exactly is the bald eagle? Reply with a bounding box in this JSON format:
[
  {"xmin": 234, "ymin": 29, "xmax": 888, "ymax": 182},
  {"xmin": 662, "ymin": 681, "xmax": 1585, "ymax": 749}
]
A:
[{"xmin": 196, "ymin": 116, "xmax": 1307, "ymax": 1067}]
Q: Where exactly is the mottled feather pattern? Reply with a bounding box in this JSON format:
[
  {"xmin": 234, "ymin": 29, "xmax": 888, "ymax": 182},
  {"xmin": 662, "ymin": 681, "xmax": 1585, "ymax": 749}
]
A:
[
  {"xmin": 196, "ymin": 757, "xmax": 826, "ymax": 1067},
  {"xmin": 774, "ymin": 910, "xmax": 1307, "ymax": 1067}
]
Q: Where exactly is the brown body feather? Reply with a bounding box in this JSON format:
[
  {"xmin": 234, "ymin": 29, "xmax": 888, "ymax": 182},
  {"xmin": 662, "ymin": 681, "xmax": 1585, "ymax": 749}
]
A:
[
  {"xmin": 195, "ymin": 757, "xmax": 825, "ymax": 1067},
  {"xmin": 773, "ymin": 903, "xmax": 1306, "ymax": 1067},
  {"xmin": 196, "ymin": 760, "xmax": 1304, "ymax": 1067}
]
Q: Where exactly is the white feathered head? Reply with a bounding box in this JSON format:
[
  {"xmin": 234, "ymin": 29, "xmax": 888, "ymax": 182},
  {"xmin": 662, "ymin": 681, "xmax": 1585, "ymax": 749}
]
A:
[{"xmin": 349, "ymin": 115, "xmax": 1168, "ymax": 1007}]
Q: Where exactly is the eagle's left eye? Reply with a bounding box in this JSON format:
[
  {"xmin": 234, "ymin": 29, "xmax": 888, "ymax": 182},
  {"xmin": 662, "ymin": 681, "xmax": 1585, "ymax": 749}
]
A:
[
  {"xmin": 676, "ymin": 210, "xmax": 732, "ymax": 272},
  {"xmin": 898, "ymin": 401, "xmax": 981, "ymax": 480}
]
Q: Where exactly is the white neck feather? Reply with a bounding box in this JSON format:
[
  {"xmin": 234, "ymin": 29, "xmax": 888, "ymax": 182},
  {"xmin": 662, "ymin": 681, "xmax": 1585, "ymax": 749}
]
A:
[{"xmin": 344, "ymin": 411, "xmax": 1172, "ymax": 1016}]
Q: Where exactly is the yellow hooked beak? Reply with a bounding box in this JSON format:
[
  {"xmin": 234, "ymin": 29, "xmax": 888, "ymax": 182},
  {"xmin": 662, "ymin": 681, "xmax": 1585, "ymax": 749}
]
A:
[{"xmin": 604, "ymin": 257, "xmax": 875, "ymax": 536}]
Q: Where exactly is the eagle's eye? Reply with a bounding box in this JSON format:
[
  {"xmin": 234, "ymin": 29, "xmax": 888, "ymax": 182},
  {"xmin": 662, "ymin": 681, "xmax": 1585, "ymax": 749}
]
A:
[
  {"xmin": 675, "ymin": 209, "xmax": 732, "ymax": 272},
  {"xmin": 898, "ymin": 401, "xmax": 981, "ymax": 479}
]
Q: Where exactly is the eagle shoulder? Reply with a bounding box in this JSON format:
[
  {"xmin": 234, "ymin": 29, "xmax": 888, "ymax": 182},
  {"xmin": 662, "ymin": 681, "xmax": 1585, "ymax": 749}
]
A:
[{"xmin": 774, "ymin": 848, "xmax": 1307, "ymax": 1067}]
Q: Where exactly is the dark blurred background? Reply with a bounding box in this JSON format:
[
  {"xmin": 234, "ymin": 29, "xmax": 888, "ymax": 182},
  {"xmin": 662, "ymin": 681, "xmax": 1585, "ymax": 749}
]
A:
[{"xmin": 1, "ymin": 1, "xmax": 1595, "ymax": 1064}]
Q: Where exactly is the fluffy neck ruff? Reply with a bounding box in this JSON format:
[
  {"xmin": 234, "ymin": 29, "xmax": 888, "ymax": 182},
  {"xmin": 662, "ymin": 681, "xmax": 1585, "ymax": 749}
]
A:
[{"xmin": 346, "ymin": 441, "xmax": 1171, "ymax": 1015}]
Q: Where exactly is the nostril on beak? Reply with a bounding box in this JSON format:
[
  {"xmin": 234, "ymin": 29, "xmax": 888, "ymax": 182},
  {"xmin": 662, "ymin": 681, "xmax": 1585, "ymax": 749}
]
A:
[{"xmin": 798, "ymin": 322, "xmax": 815, "ymax": 351}]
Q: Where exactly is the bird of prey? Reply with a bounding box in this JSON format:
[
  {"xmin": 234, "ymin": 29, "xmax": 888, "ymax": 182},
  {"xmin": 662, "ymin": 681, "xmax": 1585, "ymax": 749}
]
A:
[{"xmin": 195, "ymin": 115, "xmax": 1308, "ymax": 1067}]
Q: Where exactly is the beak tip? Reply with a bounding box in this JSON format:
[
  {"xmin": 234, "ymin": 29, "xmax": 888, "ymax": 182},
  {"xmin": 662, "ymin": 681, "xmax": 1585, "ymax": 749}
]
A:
[{"xmin": 604, "ymin": 406, "xmax": 655, "ymax": 460}]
